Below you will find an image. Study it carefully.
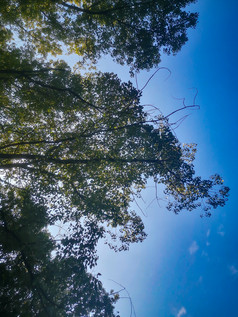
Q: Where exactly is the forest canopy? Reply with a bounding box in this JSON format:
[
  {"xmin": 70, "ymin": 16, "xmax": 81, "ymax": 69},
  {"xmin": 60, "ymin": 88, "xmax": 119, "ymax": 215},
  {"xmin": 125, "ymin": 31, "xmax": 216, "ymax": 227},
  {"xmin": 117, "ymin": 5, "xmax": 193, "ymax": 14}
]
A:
[{"xmin": 0, "ymin": 1, "xmax": 229, "ymax": 316}]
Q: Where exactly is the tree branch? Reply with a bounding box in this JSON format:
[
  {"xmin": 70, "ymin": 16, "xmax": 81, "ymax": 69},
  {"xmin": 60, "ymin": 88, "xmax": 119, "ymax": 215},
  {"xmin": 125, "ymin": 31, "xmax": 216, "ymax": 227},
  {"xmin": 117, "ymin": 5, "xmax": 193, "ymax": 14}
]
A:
[
  {"xmin": 0, "ymin": 68, "xmax": 67, "ymax": 76},
  {"xmin": 26, "ymin": 77, "xmax": 102, "ymax": 111},
  {"xmin": 59, "ymin": 0, "xmax": 161, "ymax": 16},
  {"xmin": 0, "ymin": 152, "xmax": 165, "ymax": 167}
]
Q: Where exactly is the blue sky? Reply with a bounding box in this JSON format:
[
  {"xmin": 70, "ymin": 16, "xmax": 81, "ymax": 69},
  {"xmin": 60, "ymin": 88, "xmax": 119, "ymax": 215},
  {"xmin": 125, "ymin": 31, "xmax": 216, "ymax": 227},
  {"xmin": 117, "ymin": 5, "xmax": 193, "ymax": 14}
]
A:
[{"xmin": 94, "ymin": 1, "xmax": 238, "ymax": 316}]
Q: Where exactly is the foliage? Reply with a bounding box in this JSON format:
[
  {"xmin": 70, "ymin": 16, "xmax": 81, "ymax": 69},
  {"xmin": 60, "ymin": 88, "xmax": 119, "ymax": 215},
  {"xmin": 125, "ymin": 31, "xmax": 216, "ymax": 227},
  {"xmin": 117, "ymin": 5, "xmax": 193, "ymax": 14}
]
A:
[
  {"xmin": 0, "ymin": 45, "xmax": 229, "ymax": 220},
  {"xmin": 0, "ymin": 1, "xmax": 229, "ymax": 315},
  {"xmin": 0, "ymin": 189, "xmax": 116, "ymax": 316},
  {"xmin": 0, "ymin": 0, "xmax": 198, "ymax": 71}
]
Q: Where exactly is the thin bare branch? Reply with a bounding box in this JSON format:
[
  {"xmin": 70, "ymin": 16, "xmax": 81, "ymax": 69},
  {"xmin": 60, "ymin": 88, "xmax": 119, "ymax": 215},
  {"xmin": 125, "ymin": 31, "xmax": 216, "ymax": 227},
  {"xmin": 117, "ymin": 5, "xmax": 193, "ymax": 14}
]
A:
[{"xmin": 140, "ymin": 67, "xmax": 171, "ymax": 92}]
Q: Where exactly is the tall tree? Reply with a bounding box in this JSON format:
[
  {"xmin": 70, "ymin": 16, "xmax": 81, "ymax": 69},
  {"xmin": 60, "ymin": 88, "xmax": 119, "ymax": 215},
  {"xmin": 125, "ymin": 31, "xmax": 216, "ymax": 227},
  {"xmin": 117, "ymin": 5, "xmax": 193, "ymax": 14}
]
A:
[{"xmin": 0, "ymin": 46, "xmax": 229, "ymax": 238}]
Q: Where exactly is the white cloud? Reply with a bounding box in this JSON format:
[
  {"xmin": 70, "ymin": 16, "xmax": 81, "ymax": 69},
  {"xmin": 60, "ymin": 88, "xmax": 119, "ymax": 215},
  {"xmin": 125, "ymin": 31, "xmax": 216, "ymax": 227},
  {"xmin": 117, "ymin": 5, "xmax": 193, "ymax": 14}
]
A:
[
  {"xmin": 229, "ymin": 265, "xmax": 238, "ymax": 276},
  {"xmin": 177, "ymin": 307, "xmax": 187, "ymax": 317},
  {"xmin": 189, "ymin": 241, "xmax": 199, "ymax": 255},
  {"xmin": 206, "ymin": 229, "xmax": 210, "ymax": 237}
]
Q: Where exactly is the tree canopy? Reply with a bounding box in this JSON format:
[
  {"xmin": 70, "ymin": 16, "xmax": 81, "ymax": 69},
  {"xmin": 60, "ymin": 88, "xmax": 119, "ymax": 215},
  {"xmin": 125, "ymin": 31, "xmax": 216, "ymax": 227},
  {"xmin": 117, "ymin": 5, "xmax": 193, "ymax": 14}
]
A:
[
  {"xmin": 0, "ymin": 0, "xmax": 198, "ymax": 71},
  {"xmin": 0, "ymin": 1, "xmax": 229, "ymax": 316}
]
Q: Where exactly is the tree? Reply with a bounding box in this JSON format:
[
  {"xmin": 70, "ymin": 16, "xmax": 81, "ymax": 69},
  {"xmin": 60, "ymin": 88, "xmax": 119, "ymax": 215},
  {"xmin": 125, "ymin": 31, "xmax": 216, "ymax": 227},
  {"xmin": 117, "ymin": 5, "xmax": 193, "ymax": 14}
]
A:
[
  {"xmin": 0, "ymin": 0, "xmax": 198, "ymax": 71},
  {"xmin": 0, "ymin": 189, "xmax": 116, "ymax": 316},
  {"xmin": 0, "ymin": 44, "xmax": 229, "ymax": 220},
  {"xmin": 0, "ymin": 1, "xmax": 229, "ymax": 315}
]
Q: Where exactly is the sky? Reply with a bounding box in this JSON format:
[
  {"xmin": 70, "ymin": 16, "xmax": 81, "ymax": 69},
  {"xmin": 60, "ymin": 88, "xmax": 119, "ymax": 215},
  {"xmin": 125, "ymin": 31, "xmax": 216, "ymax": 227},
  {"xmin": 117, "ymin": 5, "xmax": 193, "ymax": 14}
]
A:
[{"xmin": 91, "ymin": 1, "xmax": 238, "ymax": 316}]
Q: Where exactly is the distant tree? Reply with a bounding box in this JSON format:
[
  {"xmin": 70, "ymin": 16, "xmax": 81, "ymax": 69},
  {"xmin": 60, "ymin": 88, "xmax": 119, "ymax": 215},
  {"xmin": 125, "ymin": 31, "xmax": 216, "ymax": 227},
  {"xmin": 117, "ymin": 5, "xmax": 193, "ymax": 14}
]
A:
[{"xmin": 0, "ymin": 0, "xmax": 198, "ymax": 71}]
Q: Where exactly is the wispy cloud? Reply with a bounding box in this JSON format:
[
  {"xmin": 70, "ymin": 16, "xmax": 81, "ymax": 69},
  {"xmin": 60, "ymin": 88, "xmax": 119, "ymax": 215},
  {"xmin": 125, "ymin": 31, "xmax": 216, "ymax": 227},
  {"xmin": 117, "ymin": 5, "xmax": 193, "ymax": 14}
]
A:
[
  {"xmin": 198, "ymin": 276, "xmax": 203, "ymax": 283},
  {"xmin": 177, "ymin": 307, "xmax": 187, "ymax": 317},
  {"xmin": 189, "ymin": 241, "xmax": 199, "ymax": 255},
  {"xmin": 206, "ymin": 229, "xmax": 210, "ymax": 237},
  {"xmin": 217, "ymin": 224, "xmax": 225, "ymax": 237},
  {"xmin": 229, "ymin": 265, "xmax": 238, "ymax": 276}
]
